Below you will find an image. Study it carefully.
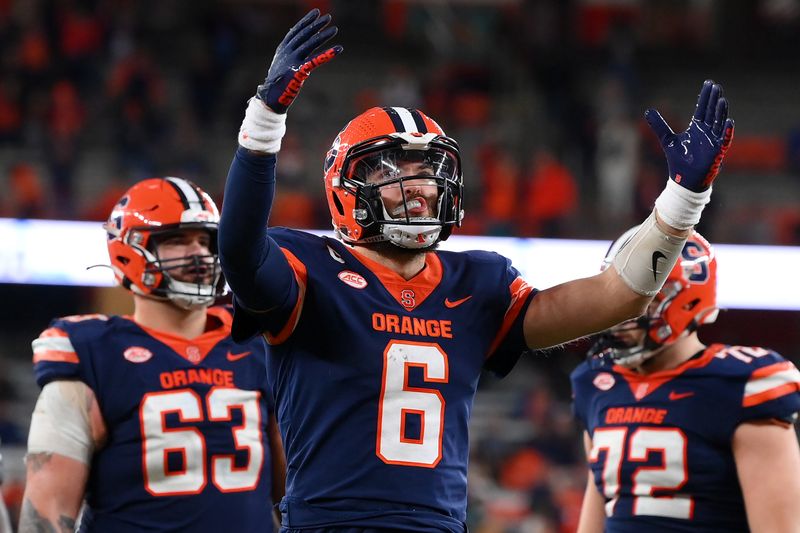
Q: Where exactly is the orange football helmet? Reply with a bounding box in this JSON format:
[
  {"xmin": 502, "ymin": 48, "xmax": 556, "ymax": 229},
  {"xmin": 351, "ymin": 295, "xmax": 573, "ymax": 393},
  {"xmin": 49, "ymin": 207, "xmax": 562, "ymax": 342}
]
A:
[
  {"xmin": 591, "ymin": 228, "xmax": 718, "ymax": 367},
  {"xmin": 104, "ymin": 177, "xmax": 225, "ymax": 309},
  {"xmin": 323, "ymin": 106, "xmax": 463, "ymax": 249}
]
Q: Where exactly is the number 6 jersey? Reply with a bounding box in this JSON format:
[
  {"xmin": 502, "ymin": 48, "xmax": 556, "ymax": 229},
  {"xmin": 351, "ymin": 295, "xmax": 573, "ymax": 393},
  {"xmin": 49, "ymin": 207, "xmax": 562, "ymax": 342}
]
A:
[
  {"xmin": 31, "ymin": 306, "xmax": 277, "ymax": 533},
  {"xmin": 232, "ymin": 228, "xmax": 536, "ymax": 532},
  {"xmin": 571, "ymin": 344, "xmax": 800, "ymax": 532}
]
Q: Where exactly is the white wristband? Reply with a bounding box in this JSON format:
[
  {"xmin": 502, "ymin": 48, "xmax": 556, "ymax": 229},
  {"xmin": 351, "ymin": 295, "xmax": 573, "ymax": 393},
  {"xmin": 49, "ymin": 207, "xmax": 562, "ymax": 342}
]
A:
[
  {"xmin": 654, "ymin": 179, "xmax": 712, "ymax": 230},
  {"xmin": 238, "ymin": 97, "xmax": 287, "ymax": 154}
]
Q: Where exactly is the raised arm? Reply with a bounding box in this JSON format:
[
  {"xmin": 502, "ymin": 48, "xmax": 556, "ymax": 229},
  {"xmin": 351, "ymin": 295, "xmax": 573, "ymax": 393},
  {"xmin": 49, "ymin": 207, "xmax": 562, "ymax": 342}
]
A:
[
  {"xmin": 218, "ymin": 9, "xmax": 341, "ymax": 314},
  {"xmin": 525, "ymin": 80, "xmax": 734, "ymax": 349}
]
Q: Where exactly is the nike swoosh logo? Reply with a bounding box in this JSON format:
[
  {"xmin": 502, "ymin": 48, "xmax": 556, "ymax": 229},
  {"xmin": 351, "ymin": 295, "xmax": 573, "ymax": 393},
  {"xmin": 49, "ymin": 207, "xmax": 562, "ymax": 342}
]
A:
[
  {"xmin": 226, "ymin": 351, "xmax": 252, "ymax": 362},
  {"xmin": 444, "ymin": 296, "xmax": 472, "ymax": 308},
  {"xmin": 668, "ymin": 391, "xmax": 695, "ymax": 401},
  {"xmin": 651, "ymin": 251, "xmax": 667, "ymax": 282}
]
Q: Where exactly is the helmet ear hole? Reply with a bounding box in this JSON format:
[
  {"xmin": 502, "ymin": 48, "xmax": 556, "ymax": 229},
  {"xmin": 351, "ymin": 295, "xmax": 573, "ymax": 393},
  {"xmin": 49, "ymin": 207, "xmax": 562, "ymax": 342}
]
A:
[
  {"xmin": 331, "ymin": 191, "xmax": 345, "ymax": 217},
  {"xmin": 683, "ymin": 298, "xmax": 701, "ymax": 311},
  {"xmin": 117, "ymin": 256, "xmax": 130, "ymax": 266}
]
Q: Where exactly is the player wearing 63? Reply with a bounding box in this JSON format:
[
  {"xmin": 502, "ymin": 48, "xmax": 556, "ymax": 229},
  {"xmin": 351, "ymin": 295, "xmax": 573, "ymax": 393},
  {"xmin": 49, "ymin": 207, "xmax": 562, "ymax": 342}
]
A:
[
  {"xmin": 572, "ymin": 230, "xmax": 800, "ymax": 533},
  {"xmin": 20, "ymin": 179, "xmax": 285, "ymax": 532},
  {"xmin": 219, "ymin": 9, "xmax": 735, "ymax": 532}
]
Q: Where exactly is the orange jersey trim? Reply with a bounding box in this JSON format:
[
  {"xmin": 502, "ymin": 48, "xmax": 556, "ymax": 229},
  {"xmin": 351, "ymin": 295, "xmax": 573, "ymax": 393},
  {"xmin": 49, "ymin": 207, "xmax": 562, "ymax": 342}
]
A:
[
  {"xmin": 486, "ymin": 276, "xmax": 534, "ymax": 358},
  {"xmin": 615, "ymin": 346, "xmax": 720, "ymax": 401},
  {"xmin": 265, "ymin": 248, "xmax": 308, "ymax": 345},
  {"xmin": 347, "ymin": 247, "xmax": 443, "ymax": 311},
  {"xmin": 33, "ymin": 349, "xmax": 79, "ymax": 364},
  {"xmin": 32, "ymin": 327, "xmax": 79, "ymax": 364},
  {"xmin": 743, "ymin": 361, "xmax": 800, "ymax": 407},
  {"xmin": 131, "ymin": 307, "xmax": 233, "ymax": 365}
]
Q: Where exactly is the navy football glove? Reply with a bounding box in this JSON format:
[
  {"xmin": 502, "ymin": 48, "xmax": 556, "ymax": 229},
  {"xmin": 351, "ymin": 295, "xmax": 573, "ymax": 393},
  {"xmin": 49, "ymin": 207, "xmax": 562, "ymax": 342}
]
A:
[
  {"xmin": 257, "ymin": 9, "xmax": 342, "ymax": 114},
  {"xmin": 645, "ymin": 80, "xmax": 735, "ymax": 192}
]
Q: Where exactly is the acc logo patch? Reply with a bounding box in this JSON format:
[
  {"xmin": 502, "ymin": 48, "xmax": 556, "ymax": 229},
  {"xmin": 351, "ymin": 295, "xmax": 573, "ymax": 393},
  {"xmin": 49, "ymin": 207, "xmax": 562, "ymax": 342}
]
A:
[
  {"xmin": 593, "ymin": 372, "xmax": 615, "ymax": 391},
  {"xmin": 338, "ymin": 270, "xmax": 367, "ymax": 289},
  {"xmin": 124, "ymin": 346, "xmax": 153, "ymax": 363}
]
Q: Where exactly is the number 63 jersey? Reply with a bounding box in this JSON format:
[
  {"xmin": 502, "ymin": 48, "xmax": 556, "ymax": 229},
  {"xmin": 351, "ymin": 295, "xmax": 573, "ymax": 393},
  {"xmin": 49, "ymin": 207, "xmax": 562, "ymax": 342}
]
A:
[
  {"xmin": 232, "ymin": 228, "xmax": 536, "ymax": 532},
  {"xmin": 31, "ymin": 306, "xmax": 277, "ymax": 533},
  {"xmin": 571, "ymin": 343, "xmax": 800, "ymax": 532}
]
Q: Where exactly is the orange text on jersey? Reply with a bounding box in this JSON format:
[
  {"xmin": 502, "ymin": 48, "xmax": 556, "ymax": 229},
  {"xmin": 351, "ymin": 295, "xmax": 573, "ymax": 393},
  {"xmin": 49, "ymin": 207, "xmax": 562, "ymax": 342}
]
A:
[
  {"xmin": 605, "ymin": 407, "xmax": 668, "ymax": 425},
  {"xmin": 372, "ymin": 313, "xmax": 453, "ymax": 339},
  {"xmin": 160, "ymin": 368, "xmax": 234, "ymax": 389}
]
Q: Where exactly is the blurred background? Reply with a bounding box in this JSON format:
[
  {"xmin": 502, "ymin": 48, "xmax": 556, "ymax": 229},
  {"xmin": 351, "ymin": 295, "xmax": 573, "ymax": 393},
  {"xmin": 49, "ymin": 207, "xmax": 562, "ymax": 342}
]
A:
[{"xmin": 0, "ymin": 0, "xmax": 799, "ymax": 531}]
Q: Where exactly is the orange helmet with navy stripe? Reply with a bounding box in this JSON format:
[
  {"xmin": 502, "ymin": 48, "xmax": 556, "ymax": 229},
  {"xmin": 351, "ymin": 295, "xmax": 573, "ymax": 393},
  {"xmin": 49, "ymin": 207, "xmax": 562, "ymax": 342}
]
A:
[
  {"xmin": 592, "ymin": 229, "xmax": 718, "ymax": 367},
  {"xmin": 323, "ymin": 107, "xmax": 463, "ymax": 249},
  {"xmin": 104, "ymin": 177, "xmax": 225, "ymax": 309}
]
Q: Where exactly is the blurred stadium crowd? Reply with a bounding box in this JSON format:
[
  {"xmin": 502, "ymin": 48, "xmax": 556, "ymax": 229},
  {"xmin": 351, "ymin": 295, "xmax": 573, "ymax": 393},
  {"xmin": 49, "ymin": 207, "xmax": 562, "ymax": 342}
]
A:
[{"xmin": 0, "ymin": 0, "xmax": 799, "ymax": 531}]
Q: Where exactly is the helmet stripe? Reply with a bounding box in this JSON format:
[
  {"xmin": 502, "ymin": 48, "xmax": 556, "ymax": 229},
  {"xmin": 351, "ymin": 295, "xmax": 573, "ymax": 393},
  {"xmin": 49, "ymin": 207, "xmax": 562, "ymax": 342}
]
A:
[
  {"xmin": 165, "ymin": 177, "xmax": 203, "ymax": 211},
  {"xmin": 382, "ymin": 106, "xmax": 407, "ymax": 132},
  {"xmin": 409, "ymin": 109, "xmax": 428, "ymax": 133},
  {"xmin": 392, "ymin": 107, "xmax": 420, "ymax": 133}
]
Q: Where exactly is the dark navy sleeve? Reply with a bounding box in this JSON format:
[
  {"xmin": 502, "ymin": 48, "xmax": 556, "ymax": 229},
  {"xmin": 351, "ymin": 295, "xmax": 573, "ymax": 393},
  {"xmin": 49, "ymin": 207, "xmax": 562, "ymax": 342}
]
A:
[
  {"xmin": 737, "ymin": 349, "xmax": 800, "ymax": 424},
  {"xmin": 570, "ymin": 362, "xmax": 591, "ymax": 430},
  {"xmin": 30, "ymin": 316, "xmax": 109, "ymax": 390},
  {"xmin": 483, "ymin": 253, "xmax": 537, "ymax": 377},
  {"xmin": 219, "ymin": 147, "xmax": 299, "ymax": 341}
]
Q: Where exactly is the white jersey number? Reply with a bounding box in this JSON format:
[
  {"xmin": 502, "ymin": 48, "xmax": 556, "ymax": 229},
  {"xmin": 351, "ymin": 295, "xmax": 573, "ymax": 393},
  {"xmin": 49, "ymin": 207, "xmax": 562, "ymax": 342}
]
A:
[
  {"xmin": 140, "ymin": 388, "xmax": 263, "ymax": 495},
  {"xmin": 591, "ymin": 427, "xmax": 692, "ymax": 519},
  {"xmin": 377, "ymin": 341, "xmax": 448, "ymax": 467}
]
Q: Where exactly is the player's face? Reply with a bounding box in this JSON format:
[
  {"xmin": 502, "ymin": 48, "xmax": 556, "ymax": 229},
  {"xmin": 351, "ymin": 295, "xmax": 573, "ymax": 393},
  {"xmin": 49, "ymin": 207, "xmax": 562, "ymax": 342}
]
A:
[
  {"xmin": 153, "ymin": 229, "xmax": 216, "ymax": 284},
  {"xmin": 367, "ymin": 160, "xmax": 440, "ymax": 219},
  {"xmin": 609, "ymin": 297, "xmax": 664, "ymax": 345},
  {"xmin": 608, "ymin": 319, "xmax": 646, "ymax": 348}
]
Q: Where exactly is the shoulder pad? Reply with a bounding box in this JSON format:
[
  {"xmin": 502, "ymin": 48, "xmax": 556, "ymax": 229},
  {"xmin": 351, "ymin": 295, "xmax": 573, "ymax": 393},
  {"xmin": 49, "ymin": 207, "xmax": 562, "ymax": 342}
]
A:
[
  {"xmin": 32, "ymin": 315, "xmax": 111, "ymax": 365},
  {"xmin": 709, "ymin": 344, "xmax": 787, "ymax": 372}
]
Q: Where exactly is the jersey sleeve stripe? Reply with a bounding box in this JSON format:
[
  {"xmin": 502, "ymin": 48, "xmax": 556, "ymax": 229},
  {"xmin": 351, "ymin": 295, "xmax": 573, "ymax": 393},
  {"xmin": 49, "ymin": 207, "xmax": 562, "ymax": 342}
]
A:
[
  {"xmin": 743, "ymin": 363, "xmax": 800, "ymax": 407},
  {"xmin": 33, "ymin": 348, "xmax": 79, "ymax": 364},
  {"xmin": 265, "ymin": 247, "xmax": 308, "ymax": 345},
  {"xmin": 39, "ymin": 327, "xmax": 70, "ymax": 338},
  {"xmin": 33, "ymin": 336, "xmax": 73, "ymax": 351},
  {"xmin": 486, "ymin": 276, "xmax": 534, "ymax": 357}
]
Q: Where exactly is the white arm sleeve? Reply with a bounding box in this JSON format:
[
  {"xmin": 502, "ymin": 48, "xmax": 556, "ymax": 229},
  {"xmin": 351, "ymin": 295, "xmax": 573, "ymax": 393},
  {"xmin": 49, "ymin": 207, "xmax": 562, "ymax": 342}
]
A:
[
  {"xmin": 27, "ymin": 381, "xmax": 96, "ymax": 465},
  {"xmin": 612, "ymin": 210, "xmax": 687, "ymax": 296}
]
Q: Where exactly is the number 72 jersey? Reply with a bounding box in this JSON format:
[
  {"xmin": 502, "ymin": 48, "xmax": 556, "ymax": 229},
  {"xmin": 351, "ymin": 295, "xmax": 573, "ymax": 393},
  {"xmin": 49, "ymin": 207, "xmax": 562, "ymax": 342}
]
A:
[{"xmin": 571, "ymin": 344, "xmax": 800, "ymax": 533}]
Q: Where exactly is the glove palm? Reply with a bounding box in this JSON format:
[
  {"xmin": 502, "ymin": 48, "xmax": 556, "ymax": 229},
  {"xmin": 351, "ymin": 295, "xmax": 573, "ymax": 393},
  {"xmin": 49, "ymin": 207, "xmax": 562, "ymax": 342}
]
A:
[
  {"xmin": 257, "ymin": 9, "xmax": 342, "ymax": 114},
  {"xmin": 645, "ymin": 80, "xmax": 735, "ymax": 192}
]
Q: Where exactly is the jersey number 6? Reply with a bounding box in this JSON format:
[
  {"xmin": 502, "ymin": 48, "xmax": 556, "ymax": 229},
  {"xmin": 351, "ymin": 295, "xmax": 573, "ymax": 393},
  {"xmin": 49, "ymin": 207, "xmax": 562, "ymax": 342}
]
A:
[
  {"xmin": 377, "ymin": 340, "xmax": 449, "ymax": 468},
  {"xmin": 140, "ymin": 388, "xmax": 264, "ymax": 495}
]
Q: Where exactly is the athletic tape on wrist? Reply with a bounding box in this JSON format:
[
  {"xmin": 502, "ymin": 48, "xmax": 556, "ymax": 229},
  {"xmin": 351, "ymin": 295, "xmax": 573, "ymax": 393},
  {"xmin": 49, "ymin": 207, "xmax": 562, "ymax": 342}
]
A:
[
  {"xmin": 653, "ymin": 179, "xmax": 712, "ymax": 230},
  {"xmin": 238, "ymin": 97, "xmax": 287, "ymax": 154},
  {"xmin": 613, "ymin": 210, "xmax": 687, "ymax": 296}
]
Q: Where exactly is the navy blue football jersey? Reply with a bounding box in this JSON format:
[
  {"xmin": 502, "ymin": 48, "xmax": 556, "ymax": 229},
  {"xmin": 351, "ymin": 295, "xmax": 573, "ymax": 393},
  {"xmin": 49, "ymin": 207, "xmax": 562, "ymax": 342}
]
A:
[
  {"xmin": 233, "ymin": 228, "xmax": 536, "ymax": 532},
  {"xmin": 32, "ymin": 306, "xmax": 277, "ymax": 533},
  {"xmin": 571, "ymin": 344, "xmax": 800, "ymax": 532}
]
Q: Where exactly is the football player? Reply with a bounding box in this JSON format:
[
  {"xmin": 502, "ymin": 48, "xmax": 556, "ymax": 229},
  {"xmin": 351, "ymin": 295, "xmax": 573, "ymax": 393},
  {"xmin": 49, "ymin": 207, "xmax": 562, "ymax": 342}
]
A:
[
  {"xmin": 19, "ymin": 178, "xmax": 286, "ymax": 532},
  {"xmin": 572, "ymin": 229, "xmax": 800, "ymax": 532},
  {"xmin": 218, "ymin": 9, "xmax": 735, "ymax": 532}
]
